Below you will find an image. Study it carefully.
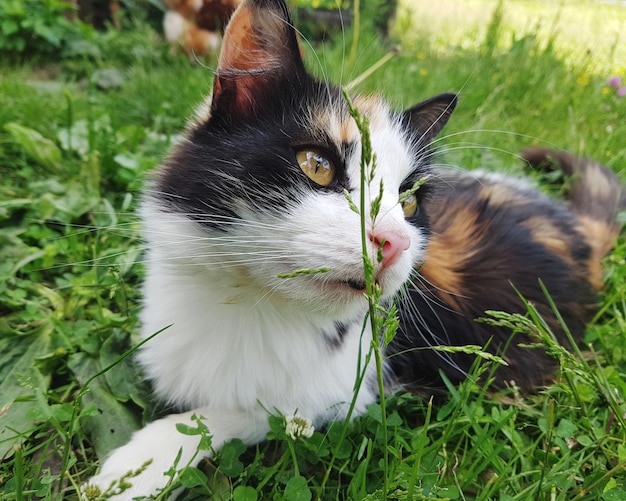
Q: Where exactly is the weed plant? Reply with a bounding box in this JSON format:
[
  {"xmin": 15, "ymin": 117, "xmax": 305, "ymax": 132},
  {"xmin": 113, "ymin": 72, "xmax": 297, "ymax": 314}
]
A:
[{"xmin": 1, "ymin": 0, "xmax": 626, "ymax": 499}]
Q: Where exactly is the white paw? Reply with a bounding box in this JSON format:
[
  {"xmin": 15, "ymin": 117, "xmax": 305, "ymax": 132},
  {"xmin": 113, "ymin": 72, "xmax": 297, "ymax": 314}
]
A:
[
  {"xmin": 83, "ymin": 411, "xmax": 210, "ymax": 500},
  {"xmin": 83, "ymin": 408, "xmax": 269, "ymax": 500}
]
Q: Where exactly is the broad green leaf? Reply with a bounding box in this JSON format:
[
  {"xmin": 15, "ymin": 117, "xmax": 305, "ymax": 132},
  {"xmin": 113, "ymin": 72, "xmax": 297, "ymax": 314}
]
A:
[
  {"xmin": 438, "ymin": 484, "xmax": 461, "ymax": 499},
  {"xmin": 233, "ymin": 485, "xmax": 258, "ymax": 501},
  {"xmin": 4, "ymin": 122, "xmax": 62, "ymax": 172},
  {"xmin": 284, "ymin": 476, "xmax": 311, "ymax": 501},
  {"xmin": 0, "ymin": 197, "xmax": 32, "ymax": 219},
  {"xmin": 555, "ymin": 418, "xmax": 577, "ymax": 439},
  {"xmin": 602, "ymin": 486, "xmax": 626, "ymax": 501},
  {"xmin": 0, "ymin": 19, "xmax": 19, "ymax": 36},
  {"xmin": 176, "ymin": 423, "xmax": 202, "ymax": 436},
  {"xmin": 114, "ymin": 153, "xmax": 139, "ymax": 170},
  {"xmin": 603, "ymin": 478, "xmax": 617, "ymax": 493},
  {"xmin": 57, "ymin": 119, "xmax": 90, "ymax": 155},
  {"xmin": 197, "ymin": 460, "xmax": 230, "ymax": 498},
  {"xmin": 33, "ymin": 21, "xmax": 61, "ymax": 47},
  {"xmin": 218, "ymin": 439, "xmax": 247, "ymax": 477},
  {"xmin": 178, "ymin": 467, "xmax": 207, "ymax": 488},
  {"xmin": 91, "ymin": 68, "xmax": 125, "ymax": 90},
  {"xmin": 67, "ymin": 352, "xmax": 142, "ymax": 459},
  {"xmin": 0, "ymin": 228, "xmax": 37, "ymax": 276},
  {"xmin": 100, "ymin": 330, "xmax": 147, "ymax": 407},
  {"xmin": 0, "ymin": 331, "xmax": 51, "ymax": 457},
  {"xmin": 27, "ymin": 177, "xmax": 100, "ymax": 222}
]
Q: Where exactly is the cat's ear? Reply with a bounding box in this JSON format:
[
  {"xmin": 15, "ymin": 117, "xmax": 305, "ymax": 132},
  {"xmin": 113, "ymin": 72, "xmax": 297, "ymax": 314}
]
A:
[
  {"xmin": 403, "ymin": 93, "xmax": 457, "ymax": 145},
  {"xmin": 210, "ymin": 0, "xmax": 305, "ymax": 123}
]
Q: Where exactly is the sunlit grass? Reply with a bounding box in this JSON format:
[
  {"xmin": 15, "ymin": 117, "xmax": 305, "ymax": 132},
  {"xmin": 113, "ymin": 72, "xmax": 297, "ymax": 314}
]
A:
[{"xmin": 398, "ymin": 0, "xmax": 626, "ymax": 74}]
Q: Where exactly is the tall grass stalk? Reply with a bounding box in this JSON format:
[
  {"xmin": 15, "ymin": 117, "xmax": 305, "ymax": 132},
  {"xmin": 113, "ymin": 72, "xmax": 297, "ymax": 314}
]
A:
[
  {"xmin": 348, "ymin": 0, "xmax": 360, "ymax": 66},
  {"xmin": 342, "ymin": 87, "xmax": 400, "ymax": 499}
]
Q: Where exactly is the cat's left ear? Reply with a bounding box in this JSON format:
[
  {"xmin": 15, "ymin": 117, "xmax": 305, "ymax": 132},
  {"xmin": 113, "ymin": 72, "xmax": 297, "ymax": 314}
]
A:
[
  {"xmin": 403, "ymin": 93, "xmax": 458, "ymax": 145},
  {"xmin": 210, "ymin": 0, "xmax": 305, "ymax": 123}
]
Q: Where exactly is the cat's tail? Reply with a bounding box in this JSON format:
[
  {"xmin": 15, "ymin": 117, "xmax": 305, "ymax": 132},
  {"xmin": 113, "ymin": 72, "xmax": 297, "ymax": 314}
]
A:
[{"xmin": 522, "ymin": 146, "xmax": 625, "ymax": 288}]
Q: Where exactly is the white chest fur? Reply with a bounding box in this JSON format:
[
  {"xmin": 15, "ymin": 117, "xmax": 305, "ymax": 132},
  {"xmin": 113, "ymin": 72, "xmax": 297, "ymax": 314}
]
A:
[{"xmin": 137, "ymin": 206, "xmax": 379, "ymax": 424}]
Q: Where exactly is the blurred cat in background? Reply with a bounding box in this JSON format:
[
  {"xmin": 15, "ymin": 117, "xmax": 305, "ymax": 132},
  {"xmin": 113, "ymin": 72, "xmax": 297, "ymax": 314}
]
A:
[{"xmin": 163, "ymin": 0, "xmax": 241, "ymax": 55}]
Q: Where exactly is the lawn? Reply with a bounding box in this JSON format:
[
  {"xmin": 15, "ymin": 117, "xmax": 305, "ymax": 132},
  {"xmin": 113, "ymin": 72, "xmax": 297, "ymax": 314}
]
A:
[{"xmin": 1, "ymin": 0, "xmax": 626, "ymax": 499}]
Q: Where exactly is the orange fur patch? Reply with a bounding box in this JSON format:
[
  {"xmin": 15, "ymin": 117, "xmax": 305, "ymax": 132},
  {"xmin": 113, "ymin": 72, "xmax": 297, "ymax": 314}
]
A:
[
  {"xmin": 521, "ymin": 216, "xmax": 576, "ymax": 268},
  {"xmin": 577, "ymin": 215, "xmax": 619, "ymax": 290},
  {"xmin": 477, "ymin": 183, "xmax": 525, "ymax": 209},
  {"xmin": 419, "ymin": 207, "xmax": 483, "ymax": 307}
]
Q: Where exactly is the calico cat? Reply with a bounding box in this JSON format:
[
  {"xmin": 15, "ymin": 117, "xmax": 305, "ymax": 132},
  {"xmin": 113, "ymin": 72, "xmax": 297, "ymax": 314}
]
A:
[{"xmin": 85, "ymin": 0, "xmax": 624, "ymax": 498}]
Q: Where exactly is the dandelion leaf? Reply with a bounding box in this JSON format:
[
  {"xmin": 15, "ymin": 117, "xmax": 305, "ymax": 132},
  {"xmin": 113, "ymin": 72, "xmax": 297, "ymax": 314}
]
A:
[
  {"xmin": 0, "ymin": 331, "xmax": 51, "ymax": 457},
  {"xmin": 4, "ymin": 122, "xmax": 62, "ymax": 172},
  {"xmin": 67, "ymin": 351, "xmax": 143, "ymax": 460}
]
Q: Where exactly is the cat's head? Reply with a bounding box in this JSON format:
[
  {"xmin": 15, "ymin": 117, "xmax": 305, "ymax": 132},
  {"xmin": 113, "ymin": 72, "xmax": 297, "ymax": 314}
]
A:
[{"xmin": 146, "ymin": 0, "xmax": 456, "ymax": 321}]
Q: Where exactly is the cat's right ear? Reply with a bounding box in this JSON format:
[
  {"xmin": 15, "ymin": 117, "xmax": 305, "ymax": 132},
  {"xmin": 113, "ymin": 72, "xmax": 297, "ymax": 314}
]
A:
[
  {"xmin": 404, "ymin": 93, "xmax": 458, "ymax": 146},
  {"xmin": 210, "ymin": 0, "xmax": 305, "ymax": 124}
]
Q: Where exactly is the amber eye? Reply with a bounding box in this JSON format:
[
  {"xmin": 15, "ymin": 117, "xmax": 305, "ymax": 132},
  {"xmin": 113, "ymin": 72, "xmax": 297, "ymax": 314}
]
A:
[
  {"xmin": 401, "ymin": 194, "xmax": 418, "ymax": 217},
  {"xmin": 296, "ymin": 148, "xmax": 336, "ymax": 187}
]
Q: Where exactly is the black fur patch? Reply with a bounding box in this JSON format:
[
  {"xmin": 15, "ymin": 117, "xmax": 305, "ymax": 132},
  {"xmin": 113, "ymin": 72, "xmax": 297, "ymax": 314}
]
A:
[
  {"xmin": 323, "ymin": 321, "xmax": 350, "ymax": 349},
  {"xmin": 154, "ymin": 78, "xmax": 356, "ymax": 229}
]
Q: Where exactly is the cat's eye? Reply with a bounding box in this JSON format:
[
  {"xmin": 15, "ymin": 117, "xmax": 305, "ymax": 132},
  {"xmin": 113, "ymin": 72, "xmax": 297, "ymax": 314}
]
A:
[
  {"xmin": 296, "ymin": 149, "xmax": 336, "ymax": 187},
  {"xmin": 401, "ymin": 194, "xmax": 418, "ymax": 217}
]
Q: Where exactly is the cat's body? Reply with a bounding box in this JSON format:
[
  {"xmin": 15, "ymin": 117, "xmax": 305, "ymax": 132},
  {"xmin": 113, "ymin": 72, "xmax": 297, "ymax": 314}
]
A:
[
  {"xmin": 393, "ymin": 150, "xmax": 625, "ymax": 391},
  {"xmin": 86, "ymin": 0, "xmax": 624, "ymax": 498}
]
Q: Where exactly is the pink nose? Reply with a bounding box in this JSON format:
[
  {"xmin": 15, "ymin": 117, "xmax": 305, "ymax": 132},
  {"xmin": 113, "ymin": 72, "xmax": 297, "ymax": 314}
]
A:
[{"xmin": 368, "ymin": 231, "xmax": 411, "ymax": 268}]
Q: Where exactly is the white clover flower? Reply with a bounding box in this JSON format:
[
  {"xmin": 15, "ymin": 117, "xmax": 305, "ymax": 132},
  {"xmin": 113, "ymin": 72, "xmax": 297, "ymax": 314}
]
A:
[
  {"xmin": 285, "ymin": 415, "xmax": 314, "ymax": 440},
  {"xmin": 80, "ymin": 483, "xmax": 102, "ymax": 501}
]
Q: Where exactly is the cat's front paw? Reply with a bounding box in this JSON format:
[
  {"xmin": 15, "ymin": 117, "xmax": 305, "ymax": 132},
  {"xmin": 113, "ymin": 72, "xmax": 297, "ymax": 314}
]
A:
[
  {"xmin": 83, "ymin": 408, "xmax": 270, "ymax": 500},
  {"xmin": 82, "ymin": 461, "xmax": 177, "ymax": 501},
  {"xmin": 83, "ymin": 411, "xmax": 210, "ymax": 500}
]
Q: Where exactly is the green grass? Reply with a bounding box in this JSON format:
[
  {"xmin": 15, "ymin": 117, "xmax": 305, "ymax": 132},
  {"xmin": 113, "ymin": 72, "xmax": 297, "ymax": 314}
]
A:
[{"xmin": 2, "ymin": 0, "xmax": 626, "ymax": 499}]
